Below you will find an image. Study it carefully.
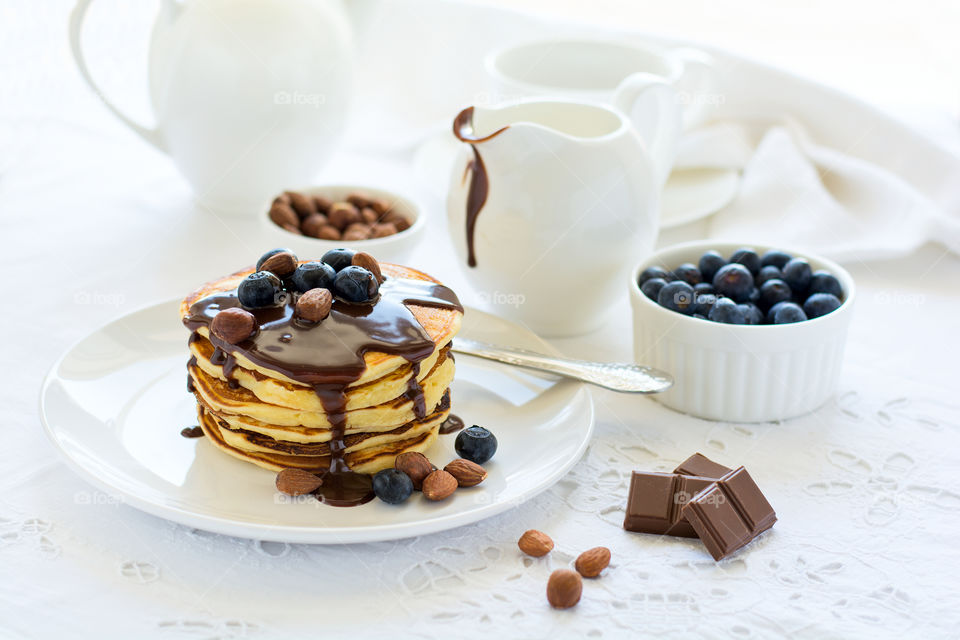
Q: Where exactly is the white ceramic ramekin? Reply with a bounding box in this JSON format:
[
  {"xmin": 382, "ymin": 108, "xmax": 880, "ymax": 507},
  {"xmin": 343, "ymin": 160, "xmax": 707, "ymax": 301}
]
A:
[
  {"xmin": 630, "ymin": 241, "xmax": 856, "ymax": 422},
  {"xmin": 259, "ymin": 184, "xmax": 426, "ymax": 264}
]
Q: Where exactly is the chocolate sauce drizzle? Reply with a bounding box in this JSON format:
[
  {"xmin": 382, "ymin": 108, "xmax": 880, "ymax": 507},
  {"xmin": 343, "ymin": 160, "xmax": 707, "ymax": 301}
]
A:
[
  {"xmin": 438, "ymin": 415, "xmax": 464, "ymax": 435},
  {"xmin": 453, "ymin": 106, "xmax": 509, "ymax": 268},
  {"xmin": 184, "ymin": 274, "xmax": 462, "ymax": 506},
  {"xmin": 180, "ymin": 425, "xmax": 204, "ymax": 438}
]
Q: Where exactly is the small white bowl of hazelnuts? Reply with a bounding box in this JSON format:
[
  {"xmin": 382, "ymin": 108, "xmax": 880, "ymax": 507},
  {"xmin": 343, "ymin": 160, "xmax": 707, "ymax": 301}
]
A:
[{"xmin": 260, "ymin": 184, "xmax": 426, "ymax": 264}]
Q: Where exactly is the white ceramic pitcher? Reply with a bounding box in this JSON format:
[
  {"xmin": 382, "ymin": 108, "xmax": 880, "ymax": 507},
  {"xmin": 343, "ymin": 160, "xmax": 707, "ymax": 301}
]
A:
[
  {"xmin": 447, "ymin": 81, "xmax": 680, "ymax": 336},
  {"xmin": 69, "ymin": 0, "xmax": 355, "ymax": 213}
]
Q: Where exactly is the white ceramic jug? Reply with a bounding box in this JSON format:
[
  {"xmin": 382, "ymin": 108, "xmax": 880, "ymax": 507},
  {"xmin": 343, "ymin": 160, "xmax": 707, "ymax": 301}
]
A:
[
  {"xmin": 70, "ymin": 0, "xmax": 354, "ymax": 213},
  {"xmin": 447, "ymin": 81, "xmax": 680, "ymax": 336}
]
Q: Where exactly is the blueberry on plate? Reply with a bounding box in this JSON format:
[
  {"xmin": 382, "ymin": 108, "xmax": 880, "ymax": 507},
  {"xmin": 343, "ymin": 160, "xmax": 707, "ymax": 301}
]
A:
[
  {"xmin": 760, "ymin": 249, "xmax": 793, "ymax": 270},
  {"xmin": 238, "ymin": 271, "xmax": 283, "ymax": 308},
  {"xmin": 321, "ymin": 248, "xmax": 356, "ymax": 272},
  {"xmin": 672, "ymin": 263, "xmax": 703, "ymax": 286},
  {"xmin": 708, "ymin": 297, "xmax": 747, "ymax": 324},
  {"xmin": 738, "ymin": 303, "xmax": 764, "ymax": 325},
  {"xmin": 808, "ymin": 270, "xmax": 843, "ymax": 298},
  {"xmin": 455, "ymin": 426, "xmax": 498, "ymax": 464},
  {"xmin": 692, "ymin": 292, "xmax": 717, "ymax": 316},
  {"xmin": 803, "ymin": 292, "xmax": 842, "ymax": 318},
  {"xmin": 782, "ymin": 258, "xmax": 812, "ymax": 294},
  {"xmin": 372, "ymin": 469, "xmax": 414, "ymax": 504},
  {"xmin": 712, "ymin": 264, "xmax": 755, "ymax": 303},
  {"xmin": 333, "ymin": 266, "xmax": 379, "ymax": 302},
  {"xmin": 698, "ymin": 250, "xmax": 727, "ymax": 283},
  {"xmin": 756, "ymin": 265, "xmax": 784, "ymax": 287},
  {"xmin": 772, "ymin": 302, "xmax": 807, "ymax": 324},
  {"xmin": 638, "ymin": 266, "xmax": 671, "ymax": 286},
  {"xmin": 657, "ymin": 281, "xmax": 696, "ymax": 314},
  {"xmin": 640, "ymin": 277, "xmax": 668, "ymax": 301},
  {"xmin": 729, "ymin": 247, "xmax": 761, "ymax": 275},
  {"xmin": 759, "ymin": 279, "xmax": 792, "ymax": 309},
  {"xmin": 290, "ymin": 261, "xmax": 336, "ymax": 293},
  {"xmin": 256, "ymin": 248, "xmax": 296, "ymax": 273}
]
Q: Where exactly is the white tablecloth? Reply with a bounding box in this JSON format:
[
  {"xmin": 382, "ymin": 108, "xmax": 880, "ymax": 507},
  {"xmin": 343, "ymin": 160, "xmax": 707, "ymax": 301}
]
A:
[{"xmin": 3, "ymin": 1, "xmax": 960, "ymax": 638}]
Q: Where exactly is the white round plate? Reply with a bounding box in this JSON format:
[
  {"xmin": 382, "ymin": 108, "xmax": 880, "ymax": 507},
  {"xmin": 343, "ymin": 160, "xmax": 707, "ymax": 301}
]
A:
[
  {"xmin": 39, "ymin": 301, "xmax": 594, "ymax": 544},
  {"xmin": 413, "ymin": 129, "xmax": 739, "ymax": 229}
]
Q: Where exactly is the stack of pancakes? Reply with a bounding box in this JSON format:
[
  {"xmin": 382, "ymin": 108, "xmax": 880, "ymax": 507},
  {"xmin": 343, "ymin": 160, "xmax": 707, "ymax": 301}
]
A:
[{"xmin": 181, "ymin": 263, "xmax": 461, "ymax": 475}]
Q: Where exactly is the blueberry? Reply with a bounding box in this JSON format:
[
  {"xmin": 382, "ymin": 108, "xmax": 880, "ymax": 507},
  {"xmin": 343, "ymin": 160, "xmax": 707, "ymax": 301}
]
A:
[
  {"xmin": 256, "ymin": 248, "xmax": 297, "ymax": 272},
  {"xmin": 692, "ymin": 313, "xmax": 707, "ymax": 320},
  {"xmin": 803, "ymin": 293, "xmax": 842, "ymax": 318},
  {"xmin": 772, "ymin": 302, "xmax": 807, "ymax": 324},
  {"xmin": 455, "ymin": 425, "xmax": 498, "ymax": 464},
  {"xmin": 692, "ymin": 292, "xmax": 717, "ymax": 316},
  {"xmin": 321, "ymin": 248, "xmax": 356, "ymax": 272},
  {"xmin": 760, "ymin": 249, "xmax": 793, "ymax": 270},
  {"xmin": 672, "ymin": 263, "xmax": 702, "ymax": 286},
  {"xmin": 708, "ymin": 297, "xmax": 747, "ymax": 324},
  {"xmin": 238, "ymin": 271, "xmax": 283, "ymax": 308},
  {"xmin": 698, "ymin": 250, "xmax": 727, "ymax": 283},
  {"xmin": 333, "ymin": 265, "xmax": 379, "ymax": 302},
  {"xmin": 808, "ymin": 270, "xmax": 843, "ymax": 298},
  {"xmin": 372, "ymin": 469, "xmax": 414, "ymax": 504},
  {"xmin": 638, "ymin": 266, "xmax": 670, "ymax": 286},
  {"xmin": 729, "ymin": 247, "xmax": 761, "ymax": 275},
  {"xmin": 759, "ymin": 279, "xmax": 792, "ymax": 309},
  {"xmin": 782, "ymin": 258, "xmax": 812, "ymax": 294},
  {"xmin": 290, "ymin": 261, "xmax": 336, "ymax": 293},
  {"xmin": 765, "ymin": 301, "xmax": 787, "ymax": 324},
  {"xmin": 693, "ymin": 283, "xmax": 715, "ymax": 296},
  {"xmin": 640, "ymin": 277, "xmax": 668, "ymax": 301},
  {"xmin": 657, "ymin": 281, "xmax": 696, "ymax": 314},
  {"xmin": 712, "ymin": 264, "xmax": 755, "ymax": 303},
  {"xmin": 756, "ymin": 265, "xmax": 783, "ymax": 287},
  {"xmin": 738, "ymin": 303, "xmax": 764, "ymax": 325}
]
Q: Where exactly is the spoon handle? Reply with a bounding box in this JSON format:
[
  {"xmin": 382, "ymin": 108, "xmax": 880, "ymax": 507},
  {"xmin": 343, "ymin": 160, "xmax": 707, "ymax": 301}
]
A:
[{"xmin": 452, "ymin": 338, "xmax": 673, "ymax": 394}]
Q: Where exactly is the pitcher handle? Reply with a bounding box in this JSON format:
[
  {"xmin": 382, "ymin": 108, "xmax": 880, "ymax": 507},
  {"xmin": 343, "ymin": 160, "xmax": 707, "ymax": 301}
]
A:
[
  {"xmin": 613, "ymin": 73, "xmax": 681, "ymax": 188},
  {"xmin": 69, "ymin": 0, "xmax": 165, "ymax": 151}
]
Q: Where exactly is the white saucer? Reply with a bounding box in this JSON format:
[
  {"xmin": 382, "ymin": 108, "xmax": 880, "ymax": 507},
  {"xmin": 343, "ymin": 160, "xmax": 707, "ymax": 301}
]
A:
[
  {"xmin": 39, "ymin": 302, "xmax": 594, "ymax": 544},
  {"xmin": 413, "ymin": 130, "xmax": 739, "ymax": 229}
]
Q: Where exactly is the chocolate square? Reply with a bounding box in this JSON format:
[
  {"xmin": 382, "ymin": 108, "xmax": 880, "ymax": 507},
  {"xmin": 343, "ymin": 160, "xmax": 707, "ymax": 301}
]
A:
[
  {"xmin": 623, "ymin": 471, "xmax": 717, "ymax": 538},
  {"xmin": 681, "ymin": 466, "xmax": 777, "ymax": 560},
  {"xmin": 673, "ymin": 452, "xmax": 732, "ymax": 479}
]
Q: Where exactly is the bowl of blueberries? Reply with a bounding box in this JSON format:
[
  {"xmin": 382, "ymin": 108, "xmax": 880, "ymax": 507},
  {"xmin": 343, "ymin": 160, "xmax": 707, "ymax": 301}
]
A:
[{"xmin": 629, "ymin": 241, "xmax": 856, "ymax": 422}]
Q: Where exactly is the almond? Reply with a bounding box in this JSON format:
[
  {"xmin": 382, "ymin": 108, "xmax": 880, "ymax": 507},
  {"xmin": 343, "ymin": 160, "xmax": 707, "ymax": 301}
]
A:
[
  {"xmin": 275, "ymin": 468, "xmax": 322, "ymax": 495},
  {"xmin": 546, "ymin": 569, "xmax": 582, "ymax": 609},
  {"xmin": 421, "ymin": 469, "xmax": 458, "ymax": 501},
  {"xmin": 281, "ymin": 223, "xmax": 302, "ymax": 235},
  {"xmin": 395, "ymin": 452, "xmax": 433, "ymax": 490},
  {"xmin": 328, "ymin": 202, "xmax": 360, "ymax": 230},
  {"xmin": 259, "ymin": 250, "xmax": 298, "ymax": 277},
  {"xmin": 301, "ymin": 213, "xmax": 329, "ymax": 237},
  {"xmin": 360, "ymin": 207, "xmax": 379, "ymax": 224},
  {"xmin": 370, "ymin": 222, "xmax": 398, "ymax": 238},
  {"xmin": 269, "ymin": 202, "xmax": 298, "ymax": 228},
  {"xmin": 210, "ymin": 307, "xmax": 257, "ymax": 344},
  {"xmin": 286, "ymin": 191, "xmax": 317, "ymax": 218},
  {"xmin": 316, "ymin": 225, "xmax": 341, "ymax": 240},
  {"xmin": 518, "ymin": 530, "xmax": 554, "ymax": 557},
  {"xmin": 347, "ymin": 192, "xmax": 372, "ymax": 208},
  {"xmin": 312, "ymin": 195, "xmax": 333, "ymax": 212},
  {"xmin": 295, "ymin": 288, "xmax": 333, "ymax": 323},
  {"xmin": 574, "ymin": 547, "xmax": 611, "ymax": 578},
  {"xmin": 352, "ymin": 251, "xmax": 384, "ymax": 283},
  {"xmin": 443, "ymin": 459, "xmax": 487, "ymax": 487}
]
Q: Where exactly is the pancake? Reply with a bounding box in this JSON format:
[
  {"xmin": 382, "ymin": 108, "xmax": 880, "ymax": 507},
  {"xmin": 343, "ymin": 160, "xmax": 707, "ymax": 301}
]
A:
[
  {"xmin": 189, "ymin": 334, "xmax": 450, "ymax": 413},
  {"xmin": 190, "ymin": 357, "xmax": 453, "ymax": 437},
  {"xmin": 197, "ymin": 404, "xmax": 444, "ymax": 474},
  {"xmin": 181, "ymin": 263, "xmax": 461, "ymax": 388}
]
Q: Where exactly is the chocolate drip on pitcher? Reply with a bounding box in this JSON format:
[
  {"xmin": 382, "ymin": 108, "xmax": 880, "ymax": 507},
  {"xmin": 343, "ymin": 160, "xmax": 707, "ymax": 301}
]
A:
[
  {"xmin": 453, "ymin": 107, "xmax": 508, "ymax": 268},
  {"xmin": 184, "ymin": 274, "xmax": 462, "ymax": 506}
]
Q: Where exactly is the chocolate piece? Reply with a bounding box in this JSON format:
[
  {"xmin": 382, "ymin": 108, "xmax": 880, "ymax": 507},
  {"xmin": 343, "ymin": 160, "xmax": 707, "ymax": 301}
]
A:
[
  {"xmin": 673, "ymin": 453, "xmax": 733, "ymax": 479},
  {"xmin": 681, "ymin": 466, "xmax": 777, "ymax": 561},
  {"xmin": 623, "ymin": 471, "xmax": 717, "ymax": 537}
]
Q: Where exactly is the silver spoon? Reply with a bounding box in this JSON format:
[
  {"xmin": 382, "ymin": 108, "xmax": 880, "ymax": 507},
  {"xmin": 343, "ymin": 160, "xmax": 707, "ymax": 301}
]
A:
[{"xmin": 452, "ymin": 337, "xmax": 673, "ymax": 394}]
